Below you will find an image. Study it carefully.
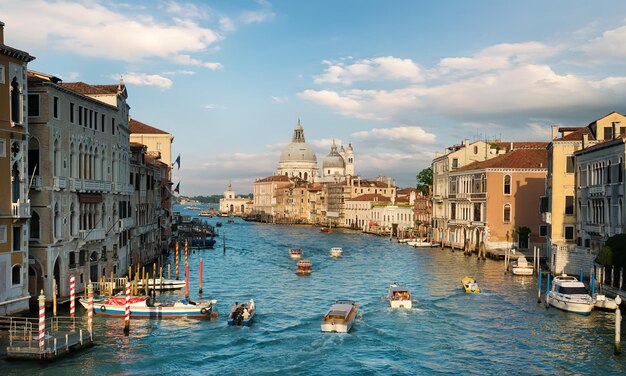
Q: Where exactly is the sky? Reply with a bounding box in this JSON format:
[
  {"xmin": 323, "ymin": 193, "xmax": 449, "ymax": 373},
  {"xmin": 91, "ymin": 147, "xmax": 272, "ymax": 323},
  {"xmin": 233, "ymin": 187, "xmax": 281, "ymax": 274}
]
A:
[{"xmin": 3, "ymin": 1, "xmax": 626, "ymax": 195}]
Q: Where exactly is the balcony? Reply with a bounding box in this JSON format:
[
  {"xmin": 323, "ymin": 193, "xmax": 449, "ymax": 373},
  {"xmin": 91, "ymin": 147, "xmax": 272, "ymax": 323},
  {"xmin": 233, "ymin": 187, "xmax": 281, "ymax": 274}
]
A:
[
  {"xmin": 137, "ymin": 222, "xmax": 157, "ymax": 235},
  {"xmin": 69, "ymin": 178, "xmax": 82, "ymax": 191},
  {"xmin": 11, "ymin": 201, "xmax": 30, "ymax": 218},
  {"xmin": 542, "ymin": 212, "xmax": 551, "ymax": 224},
  {"xmin": 31, "ymin": 176, "xmax": 42, "ymax": 191},
  {"xmin": 80, "ymin": 228, "xmax": 105, "ymax": 242},
  {"xmin": 585, "ymin": 224, "xmax": 605, "ymax": 235},
  {"xmin": 53, "ymin": 176, "xmax": 67, "ymax": 190},
  {"xmin": 119, "ymin": 217, "xmax": 135, "ymax": 231},
  {"xmin": 589, "ymin": 186, "xmax": 605, "ymax": 195}
]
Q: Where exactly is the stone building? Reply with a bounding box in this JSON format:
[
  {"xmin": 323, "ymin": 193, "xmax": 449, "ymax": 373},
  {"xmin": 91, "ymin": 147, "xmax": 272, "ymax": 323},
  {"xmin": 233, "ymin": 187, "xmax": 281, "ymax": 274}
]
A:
[
  {"xmin": 0, "ymin": 22, "xmax": 35, "ymax": 315},
  {"xmin": 276, "ymin": 120, "xmax": 318, "ymax": 182},
  {"xmin": 219, "ymin": 182, "xmax": 252, "ymax": 216}
]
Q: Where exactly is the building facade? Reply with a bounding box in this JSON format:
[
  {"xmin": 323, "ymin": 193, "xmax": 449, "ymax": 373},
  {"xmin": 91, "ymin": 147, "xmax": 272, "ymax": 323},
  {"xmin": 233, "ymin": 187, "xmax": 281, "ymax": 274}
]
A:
[{"xmin": 219, "ymin": 182, "xmax": 252, "ymax": 216}]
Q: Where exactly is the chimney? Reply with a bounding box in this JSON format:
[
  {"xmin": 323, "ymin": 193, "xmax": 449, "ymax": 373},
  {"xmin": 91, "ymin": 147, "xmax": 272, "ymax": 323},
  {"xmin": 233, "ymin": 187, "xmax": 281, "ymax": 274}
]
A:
[
  {"xmin": 582, "ymin": 133, "xmax": 588, "ymax": 149},
  {"xmin": 387, "ymin": 177, "xmax": 391, "ymax": 188},
  {"xmin": 0, "ymin": 21, "xmax": 5, "ymax": 45},
  {"xmin": 463, "ymin": 139, "xmax": 469, "ymax": 146},
  {"xmin": 551, "ymin": 124, "xmax": 558, "ymax": 140},
  {"xmin": 613, "ymin": 121, "xmax": 620, "ymax": 140},
  {"xmin": 510, "ymin": 142, "xmax": 513, "ymax": 151},
  {"xmin": 358, "ymin": 176, "xmax": 361, "ymax": 187}
]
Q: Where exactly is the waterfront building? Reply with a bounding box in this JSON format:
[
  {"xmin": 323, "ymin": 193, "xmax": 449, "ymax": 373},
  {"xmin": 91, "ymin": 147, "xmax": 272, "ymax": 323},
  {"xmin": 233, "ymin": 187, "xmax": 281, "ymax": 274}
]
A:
[
  {"xmin": 543, "ymin": 112, "xmax": 626, "ymax": 274},
  {"xmin": 129, "ymin": 143, "xmax": 161, "ymax": 266},
  {"xmin": 26, "ymin": 71, "xmax": 132, "ymax": 301},
  {"xmin": 0, "ymin": 22, "xmax": 35, "ymax": 315},
  {"xmin": 251, "ymin": 175, "xmax": 292, "ymax": 222},
  {"xmin": 129, "ymin": 118, "xmax": 174, "ymax": 253},
  {"xmin": 219, "ymin": 182, "xmax": 252, "ymax": 216},
  {"xmin": 370, "ymin": 203, "xmax": 415, "ymax": 236},
  {"xmin": 448, "ymin": 145, "xmax": 548, "ymax": 253},
  {"xmin": 345, "ymin": 194, "xmax": 390, "ymax": 230}
]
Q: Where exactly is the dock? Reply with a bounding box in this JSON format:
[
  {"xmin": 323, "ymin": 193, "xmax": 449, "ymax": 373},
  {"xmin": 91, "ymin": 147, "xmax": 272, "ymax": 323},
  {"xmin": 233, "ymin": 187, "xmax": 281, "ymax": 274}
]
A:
[{"xmin": 0, "ymin": 316, "xmax": 94, "ymax": 360}]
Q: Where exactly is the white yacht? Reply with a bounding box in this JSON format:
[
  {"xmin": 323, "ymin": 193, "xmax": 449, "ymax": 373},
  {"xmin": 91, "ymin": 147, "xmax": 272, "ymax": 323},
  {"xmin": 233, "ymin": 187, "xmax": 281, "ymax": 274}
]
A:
[
  {"xmin": 388, "ymin": 284, "xmax": 412, "ymax": 309},
  {"xmin": 510, "ymin": 256, "xmax": 534, "ymax": 276},
  {"xmin": 321, "ymin": 300, "xmax": 359, "ymax": 333},
  {"xmin": 548, "ymin": 275, "xmax": 593, "ymax": 315},
  {"xmin": 330, "ymin": 247, "xmax": 343, "ymax": 258}
]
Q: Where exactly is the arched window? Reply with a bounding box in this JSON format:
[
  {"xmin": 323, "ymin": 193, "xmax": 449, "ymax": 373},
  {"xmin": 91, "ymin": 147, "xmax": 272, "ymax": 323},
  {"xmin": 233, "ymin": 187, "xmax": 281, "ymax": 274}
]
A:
[
  {"xmin": 31, "ymin": 211, "xmax": 40, "ymax": 239},
  {"xmin": 11, "ymin": 162, "xmax": 20, "ymax": 203},
  {"xmin": 503, "ymin": 204, "xmax": 511, "ymax": 223},
  {"xmin": 11, "ymin": 77, "xmax": 20, "ymax": 123},
  {"xmin": 304, "ymin": 172, "xmax": 308, "ymax": 181},
  {"xmin": 12, "ymin": 265, "xmax": 21, "ymax": 285},
  {"xmin": 70, "ymin": 203, "xmax": 77, "ymax": 236},
  {"xmin": 504, "ymin": 175, "xmax": 511, "ymax": 195},
  {"xmin": 54, "ymin": 139, "xmax": 60, "ymax": 176},
  {"xmin": 473, "ymin": 146, "xmax": 478, "ymax": 154},
  {"xmin": 54, "ymin": 203, "xmax": 61, "ymax": 238},
  {"xmin": 28, "ymin": 137, "xmax": 40, "ymax": 177}
]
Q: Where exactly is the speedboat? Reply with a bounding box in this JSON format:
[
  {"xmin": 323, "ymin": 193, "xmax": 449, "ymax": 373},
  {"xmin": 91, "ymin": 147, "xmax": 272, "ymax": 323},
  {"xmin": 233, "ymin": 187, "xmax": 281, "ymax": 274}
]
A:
[
  {"xmin": 510, "ymin": 256, "xmax": 534, "ymax": 276},
  {"xmin": 228, "ymin": 299, "xmax": 256, "ymax": 327},
  {"xmin": 321, "ymin": 300, "xmax": 359, "ymax": 333},
  {"xmin": 199, "ymin": 211, "xmax": 212, "ymax": 217},
  {"xmin": 330, "ymin": 247, "xmax": 343, "ymax": 258},
  {"xmin": 189, "ymin": 237, "xmax": 216, "ymax": 248},
  {"xmin": 79, "ymin": 296, "xmax": 218, "ymax": 319},
  {"xmin": 388, "ymin": 283, "xmax": 412, "ymax": 308},
  {"xmin": 462, "ymin": 277, "xmax": 480, "ymax": 293},
  {"xmin": 407, "ymin": 239, "xmax": 433, "ymax": 248},
  {"xmin": 594, "ymin": 294, "xmax": 618, "ymax": 311},
  {"xmin": 137, "ymin": 278, "xmax": 186, "ymax": 291},
  {"xmin": 289, "ymin": 248, "xmax": 303, "ymax": 260},
  {"xmin": 320, "ymin": 227, "xmax": 332, "ymax": 233},
  {"xmin": 548, "ymin": 274, "xmax": 593, "ymax": 315},
  {"xmin": 296, "ymin": 259, "xmax": 312, "ymax": 275}
]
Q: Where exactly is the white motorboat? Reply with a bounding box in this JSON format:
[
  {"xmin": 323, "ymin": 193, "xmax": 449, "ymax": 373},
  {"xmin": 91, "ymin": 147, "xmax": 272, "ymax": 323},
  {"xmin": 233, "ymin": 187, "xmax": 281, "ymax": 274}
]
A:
[
  {"xmin": 137, "ymin": 278, "xmax": 187, "ymax": 291},
  {"xmin": 548, "ymin": 275, "xmax": 593, "ymax": 315},
  {"xmin": 594, "ymin": 294, "xmax": 618, "ymax": 311},
  {"xmin": 79, "ymin": 296, "xmax": 217, "ymax": 319},
  {"xmin": 321, "ymin": 300, "xmax": 359, "ymax": 333},
  {"xmin": 289, "ymin": 248, "xmax": 303, "ymax": 260},
  {"xmin": 510, "ymin": 256, "xmax": 534, "ymax": 276},
  {"xmin": 330, "ymin": 247, "xmax": 343, "ymax": 258},
  {"xmin": 388, "ymin": 284, "xmax": 412, "ymax": 309},
  {"xmin": 407, "ymin": 240, "xmax": 440, "ymax": 248}
]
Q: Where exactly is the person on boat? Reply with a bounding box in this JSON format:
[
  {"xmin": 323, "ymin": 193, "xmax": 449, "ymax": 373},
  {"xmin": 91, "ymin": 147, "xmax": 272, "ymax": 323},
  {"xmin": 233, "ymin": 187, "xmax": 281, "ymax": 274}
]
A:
[
  {"xmin": 242, "ymin": 308, "xmax": 250, "ymax": 320},
  {"xmin": 249, "ymin": 298, "xmax": 255, "ymax": 312},
  {"xmin": 231, "ymin": 302, "xmax": 238, "ymax": 317}
]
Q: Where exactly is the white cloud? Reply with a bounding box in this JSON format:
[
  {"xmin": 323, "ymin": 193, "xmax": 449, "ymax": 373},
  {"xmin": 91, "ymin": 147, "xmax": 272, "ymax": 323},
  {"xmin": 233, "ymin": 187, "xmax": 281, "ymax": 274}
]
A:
[
  {"xmin": 115, "ymin": 72, "xmax": 173, "ymax": 88},
  {"xmin": 1, "ymin": 0, "xmax": 222, "ymax": 66},
  {"xmin": 352, "ymin": 126, "xmax": 436, "ymax": 144},
  {"xmin": 527, "ymin": 123, "xmax": 553, "ymax": 139},
  {"xmin": 580, "ymin": 24, "xmax": 626, "ymax": 63},
  {"xmin": 309, "ymin": 138, "xmax": 343, "ymax": 150},
  {"xmin": 161, "ymin": 0, "xmax": 211, "ymax": 20},
  {"xmin": 239, "ymin": 0, "xmax": 275, "ymax": 24},
  {"xmin": 298, "ymin": 90, "xmax": 380, "ymax": 119},
  {"xmin": 271, "ymin": 96, "xmax": 288, "ymax": 103},
  {"xmin": 204, "ymin": 103, "xmax": 221, "ymax": 109},
  {"xmin": 170, "ymin": 54, "xmax": 223, "ymax": 70},
  {"xmin": 314, "ymin": 56, "xmax": 423, "ymax": 85},
  {"xmin": 162, "ymin": 70, "xmax": 196, "ymax": 76}
]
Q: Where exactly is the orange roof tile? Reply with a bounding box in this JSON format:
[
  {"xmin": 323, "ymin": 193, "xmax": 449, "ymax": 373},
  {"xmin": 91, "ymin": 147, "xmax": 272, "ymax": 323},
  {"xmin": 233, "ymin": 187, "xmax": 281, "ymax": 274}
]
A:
[
  {"xmin": 129, "ymin": 118, "xmax": 170, "ymax": 135},
  {"xmin": 348, "ymin": 193, "xmax": 392, "ymax": 202},
  {"xmin": 61, "ymin": 82, "xmax": 113, "ymax": 95},
  {"xmin": 454, "ymin": 148, "xmax": 548, "ymax": 172},
  {"xmin": 256, "ymin": 175, "xmax": 291, "ymax": 183},
  {"xmin": 554, "ymin": 127, "xmax": 593, "ymax": 142}
]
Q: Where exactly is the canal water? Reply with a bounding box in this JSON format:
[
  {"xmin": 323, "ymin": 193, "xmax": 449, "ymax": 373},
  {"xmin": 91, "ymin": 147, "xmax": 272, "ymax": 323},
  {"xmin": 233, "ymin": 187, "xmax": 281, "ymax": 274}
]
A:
[{"xmin": 2, "ymin": 206, "xmax": 625, "ymax": 375}]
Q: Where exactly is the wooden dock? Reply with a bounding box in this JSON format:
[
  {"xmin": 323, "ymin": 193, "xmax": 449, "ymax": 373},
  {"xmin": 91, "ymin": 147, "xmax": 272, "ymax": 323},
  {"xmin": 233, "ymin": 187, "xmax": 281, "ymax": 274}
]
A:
[{"xmin": 0, "ymin": 316, "xmax": 94, "ymax": 360}]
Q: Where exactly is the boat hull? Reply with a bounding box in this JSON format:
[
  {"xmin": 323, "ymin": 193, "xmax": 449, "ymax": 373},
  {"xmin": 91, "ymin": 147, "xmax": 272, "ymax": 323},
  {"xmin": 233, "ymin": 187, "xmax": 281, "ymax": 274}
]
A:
[
  {"xmin": 228, "ymin": 311, "xmax": 255, "ymax": 327},
  {"xmin": 321, "ymin": 301, "xmax": 358, "ymax": 333},
  {"xmin": 594, "ymin": 295, "xmax": 618, "ymax": 311},
  {"xmin": 320, "ymin": 322, "xmax": 352, "ymax": 333},
  {"xmin": 511, "ymin": 266, "xmax": 534, "ymax": 276},
  {"xmin": 548, "ymin": 294, "xmax": 593, "ymax": 315},
  {"xmin": 79, "ymin": 299, "xmax": 216, "ymax": 319},
  {"xmin": 389, "ymin": 299, "xmax": 412, "ymax": 309},
  {"xmin": 462, "ymin": 277, "xmax": 480, "ymax": 293}
]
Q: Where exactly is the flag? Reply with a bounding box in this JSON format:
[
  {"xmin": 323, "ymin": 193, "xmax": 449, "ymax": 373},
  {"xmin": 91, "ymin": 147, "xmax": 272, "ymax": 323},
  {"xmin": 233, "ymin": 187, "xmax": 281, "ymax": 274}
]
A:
[
  {"xmin": 172, "ymin": 154, "xmax": 181, "ymax": 170},
  {"xmin": 174, "ymin": 182, "xmax": 180, "ymax": 194}
]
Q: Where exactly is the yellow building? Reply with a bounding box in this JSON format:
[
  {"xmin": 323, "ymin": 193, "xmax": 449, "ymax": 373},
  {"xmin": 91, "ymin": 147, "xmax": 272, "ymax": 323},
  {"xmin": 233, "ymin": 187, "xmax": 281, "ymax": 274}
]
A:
[
  {"xmin": 129, "ymin": 118, "xmax": 173, "ymax": 170},
  {"xmin": 545, "ymin": 112, "xmax": 626, "ymax": 274},
  {"xmin": 0, "ymin": 22, "xmax": 35, "ymax": 315}
]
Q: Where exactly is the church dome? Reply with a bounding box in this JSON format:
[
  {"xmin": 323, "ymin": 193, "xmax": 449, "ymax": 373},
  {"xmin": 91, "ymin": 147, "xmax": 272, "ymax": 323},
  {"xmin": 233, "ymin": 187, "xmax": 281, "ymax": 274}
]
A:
[
  {"xmin": 322, "ymin": 140, "xmax": 345, "ymax": 169},
  {"xmin": 278, "ymin": 119, "xmax": 318, "ymax": 164}
]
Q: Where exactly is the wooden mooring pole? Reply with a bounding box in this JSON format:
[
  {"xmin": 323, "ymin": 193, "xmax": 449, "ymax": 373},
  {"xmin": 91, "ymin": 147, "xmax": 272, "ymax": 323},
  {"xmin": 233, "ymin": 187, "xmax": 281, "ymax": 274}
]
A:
[
  {"xmin": 615, "ymin": 296, "xmax": 622, "ymax": 355},
  {"xmin": 124, "ymin": 282, "xmax": 131, "ymax": 336}
]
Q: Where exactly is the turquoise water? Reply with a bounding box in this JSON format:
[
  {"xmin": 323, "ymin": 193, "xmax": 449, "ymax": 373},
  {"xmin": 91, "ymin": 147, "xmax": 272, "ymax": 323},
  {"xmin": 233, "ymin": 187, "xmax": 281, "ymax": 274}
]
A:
[{"xmin": 2, "ymin": 207, "xmax": 625, "ymax": 375}]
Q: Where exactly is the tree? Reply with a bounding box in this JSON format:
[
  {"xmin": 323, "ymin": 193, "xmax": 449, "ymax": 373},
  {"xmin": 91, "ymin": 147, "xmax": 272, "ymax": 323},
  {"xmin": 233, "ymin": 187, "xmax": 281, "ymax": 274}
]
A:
[{"xmin": 416, "ymin": 167, "xmax": 432, "ymax": 196}]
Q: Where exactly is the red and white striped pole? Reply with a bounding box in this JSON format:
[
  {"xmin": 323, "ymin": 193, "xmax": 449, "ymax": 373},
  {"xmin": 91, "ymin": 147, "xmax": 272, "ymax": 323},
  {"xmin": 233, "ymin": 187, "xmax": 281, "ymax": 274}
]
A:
[
  {"xmin": 87, "ymin": 282, "xmax": 93, "ymax": 336},
  {"xmin": 38, "ymin": 290, "xmax": 45, "ymax": 352},
  {"xmin": 175, "ymin": 241, "xmax": 179, "ymax": 280},
  {"xmin": 69, "ymin": 275, "xmax": 75, "ymax": 319},
  {"xmin": 199, "ymin": 258, "xmax": 203, "ymax": 294},
  {"xmin": 124, "ymin": 282, "xmax": 130, "ymax": 335},
  {"xmin": 185, "ymin": 263, "xmax": 189, "ymax": 299}
]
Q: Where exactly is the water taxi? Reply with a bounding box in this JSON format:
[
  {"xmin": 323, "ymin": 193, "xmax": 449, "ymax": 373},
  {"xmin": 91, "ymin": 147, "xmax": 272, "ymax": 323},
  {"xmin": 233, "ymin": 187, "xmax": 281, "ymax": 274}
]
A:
[
  {"xmin": 462, "ymin": 277, "xmax": 480, "ymax": 293},
  {"xmin": 289, "ymin": 248, "xmax": 303, "ymax": 260},
  {"xmin": 228, "ymin": 299, "xmax": 256, "ymax": 327},
  {"xmin": 79, "ymin": 296, "xmax": 217, "ymax": 319},
  {"xmin": 296, "ymin": 259, "xmax": 313, "ymax": 275},
  {"xmin": 388, "ymin": 283, "xmax": 412, "ymax": 308},
  {"xmin": 330, "ymin": 247, "xmax": 343, "ymax": 258},
  {"xmin": 548, "ymin": 275, "xmax": 593, "ymax": 315},
  {"xmin": 510, "ymin": 256, "xmax": 534, "ymax": 276},
  {"xmin": 137, "ymin": 278, "xmax": 186, "ymax": 291},
  {"xmin": 321, "ymin": 300, "xmax": 359, "ymax": 333},
  {"xmin": 199, "ymin": 211, "xmax": 212, "ymax": 217}
]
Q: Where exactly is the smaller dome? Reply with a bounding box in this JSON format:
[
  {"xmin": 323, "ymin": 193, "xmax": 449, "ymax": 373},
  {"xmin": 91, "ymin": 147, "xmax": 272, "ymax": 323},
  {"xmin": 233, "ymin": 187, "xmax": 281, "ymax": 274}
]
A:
[{"xmin": 322, "ymin": 140, "xmax": 346, "ymax": 169}]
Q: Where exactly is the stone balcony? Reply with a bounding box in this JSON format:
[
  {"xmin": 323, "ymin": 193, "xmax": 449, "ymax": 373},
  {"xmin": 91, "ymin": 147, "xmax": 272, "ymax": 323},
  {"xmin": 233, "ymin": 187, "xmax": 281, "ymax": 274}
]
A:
[
  {"xmin": 53, "ymin": 176, "xmax": 67, "ymax": 191},
  {"xmin": 79, "ymin": 228, "xmax": 105, "ymax": 242},
  {"xmin": 118, "ymin": 217, "xmax": 135, "ymax": 231},
  {"xmin": 11, "ymin": 201, "xmax": 30, "ymax": 218}
]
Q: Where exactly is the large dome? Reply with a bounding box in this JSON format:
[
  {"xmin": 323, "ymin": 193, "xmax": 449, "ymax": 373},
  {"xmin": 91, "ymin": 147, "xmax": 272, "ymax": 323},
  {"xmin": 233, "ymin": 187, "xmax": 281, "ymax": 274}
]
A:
[
  {"xmin": 322, "ymin": 141, "xmax": 345, "ymax": 169},
  {"xmin": 279, "ymin": 143, "xmax": 318, "ymax": 163}
]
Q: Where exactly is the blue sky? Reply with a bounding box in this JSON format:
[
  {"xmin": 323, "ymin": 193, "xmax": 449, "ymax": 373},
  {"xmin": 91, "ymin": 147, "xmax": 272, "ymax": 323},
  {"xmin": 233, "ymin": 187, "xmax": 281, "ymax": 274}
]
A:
[{"xmin": 3, "ymin": 1, "xmax": 626, "ymax": 195}]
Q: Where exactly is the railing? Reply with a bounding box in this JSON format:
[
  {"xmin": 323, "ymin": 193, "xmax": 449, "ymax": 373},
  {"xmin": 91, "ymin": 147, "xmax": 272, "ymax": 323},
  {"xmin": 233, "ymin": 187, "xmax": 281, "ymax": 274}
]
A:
[
  {"xmin": 541, "ymin": 212, "xmax": 551, "ymax": 224},
  {"xmin": 11, "ymin": 201, "xmax": 30, "ymax": 218},
  {"xmin": 53, "ymin": 177, "xmax": 67, "ymax": 190},
  {"xmin": 31, "ymin": 176, "xmax": 42, "ymax": 191},
  {"xmin": 119, "ymin": 217, "xmax": 135, "ymax": 231},
  {"xmin": 69, "ymin": 178, "xmax": 82, "ymax": 191},
  {"xmin": 3, "ymin": 315, "xmax": 93, "ymax": 355},
  {"xmin": 585, "ymin": 224, "xmax": 605, "ymax": 234},
  {"xmin": 138, "ymin": 223, "xmax": 157, "ymax": 235},
  {"xmin": 589, "ymin": 185, "xmax": 605, "ymax": 195},
  {"xmin": 79, "ymin": 228, "xmax": 105, "ymax": 242}
]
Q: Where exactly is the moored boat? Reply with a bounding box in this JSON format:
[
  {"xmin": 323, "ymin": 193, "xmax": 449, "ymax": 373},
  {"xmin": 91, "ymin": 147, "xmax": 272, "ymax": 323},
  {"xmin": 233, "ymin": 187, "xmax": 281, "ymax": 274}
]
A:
[
  {"xmin": 289, "ymin": 248, "xmax": 303, "ymax": 260},
  {"xmin": 189, "ymin": 237, "xmax": 216, "ymax": 248},
  {"xmin": 320, "ymin": 227, "xmax": 332, "ymax": 233},
  {"xmin": 79, "ymin": 296, "xmax": 217, "ymax": 319},
  {"xmin": 199, "ymin": 211, "xmax": 212, "ymax": 217},
  {"xmin": 321, "ymin": 300, "xmax": 359, "ymax": 333},
  {"xmin": 388, "ymin": 283, "xmax": 412, "ymax": 309},
  {"xmin": 510, "ymin": 256, "xmax": 534, "ymax": 276},
  {"xmin": 547, "ymin": 274, "xmax": 593, "ymax": 315},
  {"xmin": 330, "ymin": 247, "xmax": 343, "ymax": 258},
  {"xmin": 137, "ymin": 278, "xmax": 186, "ymax": 291},
  {"xmin": 228, "ymin": 299, "xmax": 256, "ymax": 327},
  {"xmin": 594, "ymin": 294, "xmax": 618, "ymax": 311},
  {"xmin": 462, "ymin": 277, "xmax": 480, "ymax": 293},
  {"xmin": 296, "ymin": 259, "xmax": 312, "ymax": 275}
]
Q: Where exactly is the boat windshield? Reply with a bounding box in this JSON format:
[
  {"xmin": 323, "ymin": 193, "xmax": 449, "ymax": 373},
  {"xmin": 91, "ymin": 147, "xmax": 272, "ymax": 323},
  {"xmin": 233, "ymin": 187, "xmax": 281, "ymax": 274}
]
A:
[
  {"xmin": 326, "ymin": 312, "xmax": 346, "ymax": 320},
  {"xmin": 558, "ymin": 286, "xmax": 589, "ymax": 295}
]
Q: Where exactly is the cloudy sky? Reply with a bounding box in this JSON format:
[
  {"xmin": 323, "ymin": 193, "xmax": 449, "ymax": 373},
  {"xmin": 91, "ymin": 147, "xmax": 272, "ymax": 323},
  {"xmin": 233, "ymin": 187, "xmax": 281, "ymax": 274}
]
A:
[{"xmin": 3, "ymin": 0, "xmax": 626, "ymax": 195}]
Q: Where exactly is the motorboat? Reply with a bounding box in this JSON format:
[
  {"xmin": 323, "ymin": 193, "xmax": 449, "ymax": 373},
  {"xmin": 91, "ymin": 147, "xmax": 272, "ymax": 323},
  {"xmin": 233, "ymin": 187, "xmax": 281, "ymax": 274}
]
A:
[
  {"xmin": 462, "ymin": 277, "xmax": 480, "ymax": 293},
  {"xmin": 388, "ymin": 283, "xmax": 412, "ymax": 309},
  {"xmin": 547, "ymin": 274, "xmax": 593, "ymax": 315},
  {"xmin": 79, "ymin": 295, "xmax": 217, "ymax": 319},
  {"xmin": 407, "ymin": 239, "xmax": 434, "ymax": 248},
  {"xmin": 320, "ymin": 300, "xmax": 359, "ymax": 333},
  {"xmin": 137, "ymin": 278, "xmax": 186, "ymax": 291},
  {"xmin": 228, "ymin": 299, "xmax": 256, "ymax": 327},
  {"xmin": 320, "ymin": 227, "xmax": 332, "ymax": 233},
  {"xmin": 189, "ymin": 237, "xmax": 216, "ymax": 248},
  {"xmin": 296, "ymin": 259, "xmax": 312, "ymax": 275},
  {"xmin": 330, "ymin": 247, "xmax": 343, "ymax": 258},
  {"xmin": 216, "ymin": 222, "xmax": 223, "ymax": 227},
  {"xmin": 510, "ymin": 256, "xmax": 534, "ymax": 276},
  {"xmin": 199, "ymin": 211, "xmax": 212, "ymax": 217},
  {"xmin": 289, "ymin": 248, "xmax": 303, "ymax": 260},
  {"xmin": 594, "ymin": 294, "xmax": 618, "ymax": 311}
]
